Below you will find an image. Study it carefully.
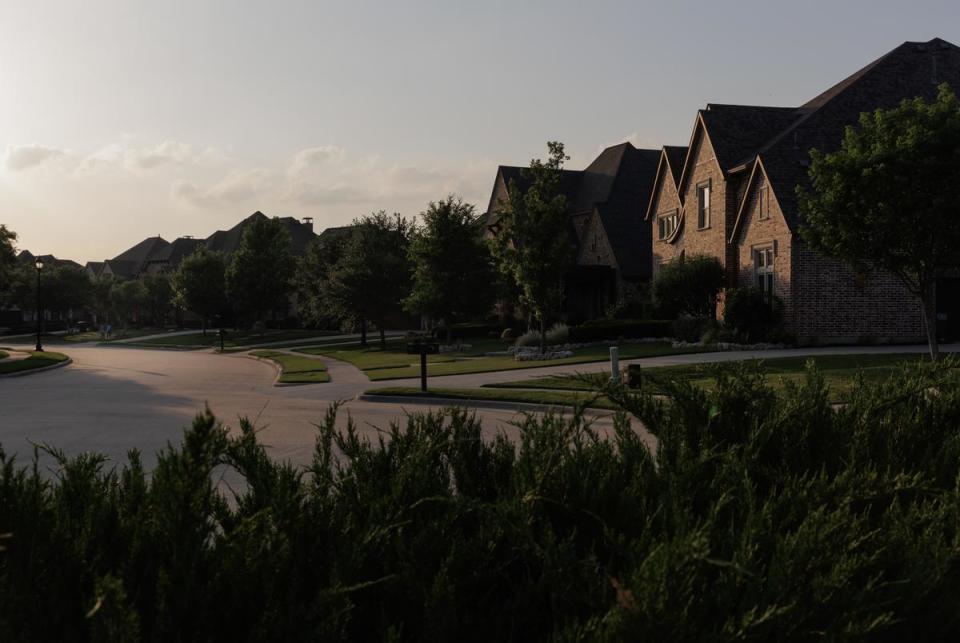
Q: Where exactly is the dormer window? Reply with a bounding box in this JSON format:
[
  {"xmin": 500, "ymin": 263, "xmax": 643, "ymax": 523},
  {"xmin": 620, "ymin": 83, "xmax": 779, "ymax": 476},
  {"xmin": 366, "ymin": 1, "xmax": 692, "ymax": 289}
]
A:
[
  {"xmin": 697, "ymin": 181, "xmax": 711, "ymax": 229},
  {"xmin": 658, "ymin": 210, "xmax": 678, "ymax": 240}
]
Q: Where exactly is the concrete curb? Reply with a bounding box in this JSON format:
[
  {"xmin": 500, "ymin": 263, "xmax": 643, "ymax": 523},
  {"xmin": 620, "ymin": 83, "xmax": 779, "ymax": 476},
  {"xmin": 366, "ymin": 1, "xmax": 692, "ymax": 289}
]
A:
[
  {"xmin": 0, "ymin": 357, "xmax": 73, "ymax": 378},
  {"xmin": 357, "ymin": 393, "xmax": 612, "ymax": 415}
]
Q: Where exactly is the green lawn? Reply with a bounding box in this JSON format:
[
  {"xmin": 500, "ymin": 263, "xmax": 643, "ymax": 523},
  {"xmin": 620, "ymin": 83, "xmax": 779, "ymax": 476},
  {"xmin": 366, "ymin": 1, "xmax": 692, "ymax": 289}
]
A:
[
  {"xmin": 250, "ymin": 350, "xmax": 330, "ymax": 384},
  {"xmin": 129, "ymin": 329, "xmax": 341, "ymax": 350},
  {"xmin": 301, "ymin": 339, "xmax": 702, "ymax": 381},
  {"xmin": 487, "ymin": 352, "xmax": 939, "ymax": 399},
  {"xmin": 49, "ymin": 327, "xmax": 169, "ymax": 343},
  {"xmin": 0, "ymin": 350, "xmax": 70, "ymax": 375},
  {"xmin": 364, "ymin": 386, "xmax": 616, "ymax": 409}
]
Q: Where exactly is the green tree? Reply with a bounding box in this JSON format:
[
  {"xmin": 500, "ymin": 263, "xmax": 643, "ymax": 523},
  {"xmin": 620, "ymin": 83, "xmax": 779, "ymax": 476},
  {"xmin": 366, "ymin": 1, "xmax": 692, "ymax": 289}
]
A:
[
  {"xmin": 226, "ymin": 217, "xmax": 296, "ymax": 325},
  {"xmin": 0, "ymin": 224, "xmax": 17, "ymax": 292},
  {"xmin": 142, "ymin": 273, "xmax": 174, "ymax": 327},
  {"xmin": 490, "ymin": 142, "xmax": 574, "ymax": 353},
  {"xmin": 651, "ymin": 254, "xmax": 725, "ymax": 319},
  {"xmin": 294, "ymin": 230, "xmax": 351, "ymax": 329},
  {"xmin": 799, "ymin": 84, "xmax": 960, "ymax": 359},
  {"xmin": 404, "ymin": 196, "xmax": 495, "ymax": 342},
  {"xmin": 45, "ymin": 266, "xmax": 93, "ymax": 329},
  {"xmin": 171, "ymin": 248, "xmax": 227, "ymax": 336},
  {"xmin": 110, "ymin": 279, "xmax": 147, "ymax": 334},
  {"xmin": 91, "ymin": 277, "xmax": 114, "ymax": 325},
  {"xmin": 325, "ymin": 212, "xmax": 412, "ymax": 348}
]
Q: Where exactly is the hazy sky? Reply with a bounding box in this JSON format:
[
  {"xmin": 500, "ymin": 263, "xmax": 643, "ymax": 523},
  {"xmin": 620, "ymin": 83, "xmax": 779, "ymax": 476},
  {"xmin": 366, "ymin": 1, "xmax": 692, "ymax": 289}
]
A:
[{"xmin": 2, "ymin": 0, "xmax": 958, "ymax": 262}]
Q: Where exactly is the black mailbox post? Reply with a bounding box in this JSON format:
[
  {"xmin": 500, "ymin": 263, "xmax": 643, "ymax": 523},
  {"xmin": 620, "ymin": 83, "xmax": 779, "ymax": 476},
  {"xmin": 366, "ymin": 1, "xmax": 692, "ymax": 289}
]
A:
[{"xmin": 406, "ymin": 339, "xmax": 439, "ymax": 392}]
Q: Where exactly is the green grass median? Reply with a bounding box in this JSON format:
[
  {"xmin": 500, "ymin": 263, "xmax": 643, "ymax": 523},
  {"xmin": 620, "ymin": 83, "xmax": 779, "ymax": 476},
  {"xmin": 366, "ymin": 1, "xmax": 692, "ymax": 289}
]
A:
[
  {"xmin": 250, "ymin": 350, "xmax": 330, "ymax": 384},
  {"xmin": 301, "ymin": 339, "xmax": 701, "ymax": 380},
  {"xmin": 0, "ymin": 350, "xmax": 69, "ymax": 375}
]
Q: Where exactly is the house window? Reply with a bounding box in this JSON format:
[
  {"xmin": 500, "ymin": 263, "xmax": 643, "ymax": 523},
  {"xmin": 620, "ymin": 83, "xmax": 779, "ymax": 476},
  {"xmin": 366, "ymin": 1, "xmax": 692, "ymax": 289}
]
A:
[
  {"xmin": 758, "ymin": 185, "xmax": 769, "ymax": 220},
  {"xmin": 697, "ymin": 181, "xmax": 711, "ymax": 229},
  {"xmin": 755, "ymin": 246, "xmax": 775, "ymax": 299},
  {"xmin": 657, "ymin": 210, "xmax": 678, "ymax": 240}
]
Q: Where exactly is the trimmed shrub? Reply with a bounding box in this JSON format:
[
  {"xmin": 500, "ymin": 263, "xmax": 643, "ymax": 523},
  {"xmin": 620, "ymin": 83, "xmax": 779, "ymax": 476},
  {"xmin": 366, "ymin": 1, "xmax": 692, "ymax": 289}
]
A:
[
  {"xmin": 724, "ymin": 286, "xmax": 784, "ymax": 342},
  {"xmin": 651, "ymin": 254, "xmax": 725, "ymax": 318},
  {"xmin": 569, "ymin": 319, "xmax": 673, "ymax": 342},
  {"xmin": 514, "ymin": 328, "xmax": 541, "ymax": 347},
  {"xmin": 672, "ymin": 315, "xmax": 716, "ymax": 343},
  {"xmin": 3, "ymin": 361, "xmax": 960, "ymax": 639}
]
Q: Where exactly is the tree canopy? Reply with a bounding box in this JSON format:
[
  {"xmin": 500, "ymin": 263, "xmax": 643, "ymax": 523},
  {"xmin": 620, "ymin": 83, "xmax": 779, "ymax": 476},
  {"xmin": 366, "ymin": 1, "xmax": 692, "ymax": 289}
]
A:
[
  {"xmin": 172, "ymin": 247, "xmax": 227, "ymax": 335},
  {"xmin": 798, "ymin": 83, "xmax": 960, "ymax": 358},
  {"xmin": 0, "ymin": 224, "xmax": 17, "ymax": 292},
  {"xmin": 324, "ymin": 212, "xmax": 412, "ymax": 348},
  {"xmin": 295, "ymin": 231, "xmax": 351, "ymax": 329},
  {"xmin": 226, "ymin": 217, "xmax": 296, "ymax": 324},
  {"xmin": 404, "ymin": 196, "xmax": 495, "ymax": 339},
  {"xmin": 490, "ymin": 142, "xmax": 574, "ymax": 352}
]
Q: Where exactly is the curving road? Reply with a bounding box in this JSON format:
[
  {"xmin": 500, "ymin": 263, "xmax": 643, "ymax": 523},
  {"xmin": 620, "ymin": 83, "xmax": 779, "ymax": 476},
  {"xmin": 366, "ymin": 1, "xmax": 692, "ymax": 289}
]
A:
[{"xmin": 2, "ymin": 340, "xmax": 954, "ymax": 472}]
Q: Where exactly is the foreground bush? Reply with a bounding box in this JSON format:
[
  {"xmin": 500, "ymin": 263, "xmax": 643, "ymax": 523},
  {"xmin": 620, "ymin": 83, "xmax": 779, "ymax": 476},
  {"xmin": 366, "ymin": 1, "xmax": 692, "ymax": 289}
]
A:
[{"xmin": 3, "ymin": 361, "xmax": 960, "ymax": 641}]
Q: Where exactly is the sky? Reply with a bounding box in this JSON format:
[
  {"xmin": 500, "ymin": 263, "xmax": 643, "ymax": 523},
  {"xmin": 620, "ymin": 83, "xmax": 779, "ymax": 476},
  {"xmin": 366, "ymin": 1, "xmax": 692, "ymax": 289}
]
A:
[{"xmin": 1, "ymin": 0, "xmax": 959, "ymax": 263}]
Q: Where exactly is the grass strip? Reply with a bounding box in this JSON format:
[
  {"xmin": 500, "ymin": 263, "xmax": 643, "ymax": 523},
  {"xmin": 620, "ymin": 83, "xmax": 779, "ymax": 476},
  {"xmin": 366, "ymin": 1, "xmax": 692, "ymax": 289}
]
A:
[
  {"xmin": 250, "ymin": 350, "xmax": 330, "ymax": 384},
  {"xmin": 0, "ymin": 350, "xmax": 69, "ymax": 375},
  {"xmin": 364, "ymin": 386, "xmax": 615, "ymax": 409}
]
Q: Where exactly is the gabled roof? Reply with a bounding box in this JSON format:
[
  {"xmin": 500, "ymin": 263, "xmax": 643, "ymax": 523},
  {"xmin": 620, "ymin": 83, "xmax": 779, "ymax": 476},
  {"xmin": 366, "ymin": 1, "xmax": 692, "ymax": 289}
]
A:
[
  {"xmin": 644, "ymin": 145, "xmax": 688, "ymax": 222},
  {"xmin": 204, "ymin": 211, "xmax": 317, "ymax": 257},
  {"xmin": 102, "ymin": 259, "xmax": 139, "ymax": 279},
  {"xmin": 112, "ymin": 236, "xmax": 169, "ymax": 267},
  {"xmin": 85, "ymin": 261, "xmax": 105, "ymax": 277},
  {"xmin": 148, "ymin": 237, "xmax": 206, "ymax": 266},
  {"xmin": 663, "ymin": 146, "xmax": 687, "ymax": 186},
  {"xmin": 699, "ymin": 104, "xmax": 802, "ymax": 171},
  {"xmin": 17, "ymin": 251, "xmax": 82, "ymax": 270},
  {"xmin": 759, "ymin": 37, "xmax": 960, "ymax": 229}
]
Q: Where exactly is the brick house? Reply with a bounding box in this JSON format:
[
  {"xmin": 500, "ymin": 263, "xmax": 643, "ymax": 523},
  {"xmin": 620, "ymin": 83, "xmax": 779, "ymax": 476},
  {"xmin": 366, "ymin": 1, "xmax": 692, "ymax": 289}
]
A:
[
  {"xmin": 647, "ymin": 38, "xmax": 960, "ymax": 344},
  {"xmin": 485, "ymin": 142, "xmax": 661, "ymax": 320}
]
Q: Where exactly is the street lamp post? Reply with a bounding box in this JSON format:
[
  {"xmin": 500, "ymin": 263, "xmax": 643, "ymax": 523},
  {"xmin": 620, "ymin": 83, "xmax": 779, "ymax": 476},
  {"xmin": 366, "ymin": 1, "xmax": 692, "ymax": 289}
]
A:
[{"xmin": 34, "ymin": 257, "xmax": 44, "ymax": 352}]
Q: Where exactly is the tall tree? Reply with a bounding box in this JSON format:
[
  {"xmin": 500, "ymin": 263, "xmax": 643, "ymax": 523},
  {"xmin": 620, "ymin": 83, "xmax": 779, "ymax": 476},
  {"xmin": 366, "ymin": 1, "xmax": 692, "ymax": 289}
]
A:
[
  {"xmin": 5, "ymin": 263, "xmax": 92, "ymax": 329},
  {"xmin": 324, "ymin": 212, "xmax": 412, "ymax": 349},
  {"xmin": 798, "ymin": 84, "xmax": 960, "ymax": 359},
  {"xmin": 110, "ymin": 279, "xmax": 147, "ymax": 334},
  {"xmin": 294, "ymin": 230, "xmax": 350, "ymax": 329},
  {"xmin": 490, "ymin": 142, "xmax": 574, "ymax": 352},
  {"xmin": 171, "ymin": 247, "xmax": 227, "ymax": 336},
  {"xmin": 0, "ymin": 225, "xmax": 17, "ymax": 293},
  {"xmin": 142, "ymin": 272, "xmax": 174, "ymax": 327},
  {"xmin": 226, "ymin": 217, "xmax": 296, "ymax": 325},
  {"xmin": 404, "ymin": 196, "xmax": 495, "ymax": 341}
]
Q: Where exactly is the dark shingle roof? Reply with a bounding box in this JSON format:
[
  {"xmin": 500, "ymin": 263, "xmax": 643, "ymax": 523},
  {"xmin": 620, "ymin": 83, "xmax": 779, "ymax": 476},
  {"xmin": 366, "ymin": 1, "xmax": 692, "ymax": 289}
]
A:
[
  {"xmin": 700, "ymin": 104, "xmax": 803, "ymax": 171},
  {"xmin": 103, "ymin": 259, "xmax": 139, "ymax": 279},
  {"xmin": 149, "ymin": 237, "xmax": 206, "ymax": 266},
  {"xmin": 112, "ymin": 236, "xmax": 170, "ymax": 267},
  {"xmin": 759, "ymin": 38, "xmax": 960, "ymax": 229},
  {"xmin": 204, "ymin": 211, "xmax": 316, "ymax": 257},
  {"xmin": 663, "ymin": 146, "xmax": 688, "ymax": 186}
]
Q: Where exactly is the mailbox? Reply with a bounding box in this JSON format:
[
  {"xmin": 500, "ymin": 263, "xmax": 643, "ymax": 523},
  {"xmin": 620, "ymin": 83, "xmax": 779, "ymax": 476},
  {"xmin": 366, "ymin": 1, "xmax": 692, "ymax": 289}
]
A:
[{"xmin": 406, "ymin": 341, "xmax": 439, "ymax": 355}]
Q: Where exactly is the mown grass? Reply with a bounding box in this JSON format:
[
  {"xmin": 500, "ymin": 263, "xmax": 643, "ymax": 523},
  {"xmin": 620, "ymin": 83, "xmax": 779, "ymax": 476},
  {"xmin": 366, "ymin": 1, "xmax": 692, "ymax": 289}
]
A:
[
  {"xmin": 130, "ymin": 329, "xmax": 341, "ymax": 350},
  {"xmin": 250, "ymin": 350, "xmax": 330, "ymax": 384},
  {"xmin": 364, "ymin": 385, "xmax": 617, "ymax": 409},
  {"xmin": 3, "ymin": 361, "xmax": 960, "ymax": 639},
  {"xmin": 0, "ymin": 350, "xmax": 69, "ymax": 375},
  {"xmin": 488, "ymin": 352, "xmax": 940, "ymax": 400},
  {"xmin": 302, "ymin": 339, "xmax": 701, "ymax": 380}
]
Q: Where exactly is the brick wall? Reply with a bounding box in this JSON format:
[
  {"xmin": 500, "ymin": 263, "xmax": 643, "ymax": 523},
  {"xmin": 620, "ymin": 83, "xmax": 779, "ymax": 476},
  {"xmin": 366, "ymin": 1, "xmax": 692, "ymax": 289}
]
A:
[
  {"xmin": 791, "ymin": 241, "xmax": 924, "ymax": 344},
  {"xmin": 735, "ymin": 173, "xmax": 796, "ymax": 327},
  {"xmin": 650, "ymin": 170, "xmax": 683, "ymax": 273}
]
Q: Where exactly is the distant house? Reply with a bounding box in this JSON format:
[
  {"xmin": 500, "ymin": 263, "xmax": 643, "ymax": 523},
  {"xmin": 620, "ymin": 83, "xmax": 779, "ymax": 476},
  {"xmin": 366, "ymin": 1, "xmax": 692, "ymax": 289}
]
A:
[
  {"xmin": 485, "ymin": 142, "xmax": 661, "ymax": 320},
  {"xmin": 646, "ymin": 38, "xmax": 960, "ymax": 344},
  {"xmin": 90, "ymin": 211, "xmax": 318, "ymax": 281}
]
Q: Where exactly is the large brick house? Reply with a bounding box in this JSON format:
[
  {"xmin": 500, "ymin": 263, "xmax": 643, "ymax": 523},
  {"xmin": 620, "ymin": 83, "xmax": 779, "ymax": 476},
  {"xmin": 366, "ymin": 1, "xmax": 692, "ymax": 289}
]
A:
[
  {"xmin": 647, "ymin": 38, "xmax": 960, "ymax": 344},
  {"xmin": 485, "ymin": 142, "xmax": 661, "ymax": 320}
]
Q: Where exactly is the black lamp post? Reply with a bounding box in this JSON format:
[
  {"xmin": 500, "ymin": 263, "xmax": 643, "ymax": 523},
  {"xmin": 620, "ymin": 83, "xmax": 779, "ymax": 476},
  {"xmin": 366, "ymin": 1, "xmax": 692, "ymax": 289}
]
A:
[{"xmin": 34, "ymin": 257, "xmax": 44, "ymax": 352}]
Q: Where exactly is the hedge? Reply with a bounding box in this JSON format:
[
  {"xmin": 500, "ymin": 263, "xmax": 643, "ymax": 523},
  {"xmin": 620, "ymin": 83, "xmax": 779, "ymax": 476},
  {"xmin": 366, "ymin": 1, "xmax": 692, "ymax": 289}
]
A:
[{"xmin": 568, "ymin": 319, "xmax": 673, "ymax": 342}]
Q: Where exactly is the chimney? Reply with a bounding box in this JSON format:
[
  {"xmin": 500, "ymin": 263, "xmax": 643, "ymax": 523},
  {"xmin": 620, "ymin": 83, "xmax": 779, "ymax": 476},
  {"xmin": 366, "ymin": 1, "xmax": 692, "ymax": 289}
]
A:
[{"xmin": 302, "ymin": 217, "xmax": 314, "ymax": 232}]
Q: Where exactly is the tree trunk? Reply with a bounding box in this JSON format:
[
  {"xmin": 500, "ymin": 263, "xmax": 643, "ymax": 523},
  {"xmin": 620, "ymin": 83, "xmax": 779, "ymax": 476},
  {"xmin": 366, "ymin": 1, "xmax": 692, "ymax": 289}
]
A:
[
  {"xmin": 202, "ymin": 317, "xmax": 207, "ymax": 337},
  {"xmin": 922, "ymin": 281, "xmax": 939, "ymax": 360},
  {"xmin": 446, "ymin": 321, "xmax": 452, "ymax": 345},
  {"xmin": 379, "ymin": 326, "xmax": 386, "ymax": 351},
  {"xmin": 539, "ymin": 315, "xmax": 546, "ymax": 355},
  {"xmin": 360, "ymin": 316, "xmax": 367, "ymax": 346}
]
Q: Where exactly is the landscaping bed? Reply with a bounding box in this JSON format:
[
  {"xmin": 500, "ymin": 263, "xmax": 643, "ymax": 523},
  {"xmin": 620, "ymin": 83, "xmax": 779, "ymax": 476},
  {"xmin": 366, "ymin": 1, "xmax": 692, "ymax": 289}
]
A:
[{"xmin": 249, "ymin": 350, "xmax": 330, "ymax": 384}]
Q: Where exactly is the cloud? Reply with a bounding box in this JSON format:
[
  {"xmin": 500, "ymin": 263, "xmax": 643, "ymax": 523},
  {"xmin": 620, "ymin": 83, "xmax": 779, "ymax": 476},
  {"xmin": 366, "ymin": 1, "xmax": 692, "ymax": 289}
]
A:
[
  {"xmin": 173, "ymin": 168, "xmax": 275, "ymax": 208},
  {"xmin": 129, "ymin": 140, "xmax": 195, "ymax": 170},
  {"xmin": 5, "ymin": 144, "xmax": 67, "ymax": 171},
  {"xmin": 287, "ymin": 146, "xmax": 346, "ymax": 175}
]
